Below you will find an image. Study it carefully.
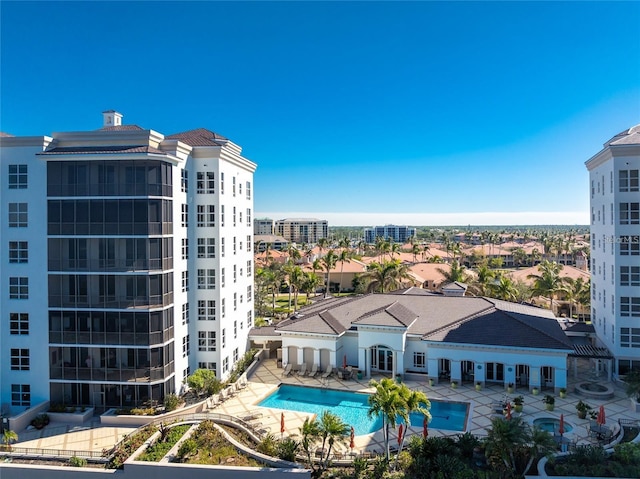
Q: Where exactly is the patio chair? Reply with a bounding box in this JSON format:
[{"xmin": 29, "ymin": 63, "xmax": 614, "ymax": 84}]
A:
[
  {"xmin": 321, "ymin": 365, "xmax": 333, "ymax": 378},
  {"xmin": 282, "ymin": 363, "xmax": 293, "ymax": 377},
  {"xmin": 308, "ymin": 363, "xmax": 319, "ymax": 378},
  {"xmin": 298, "ymin": 363, "xmax": 308, "ymax": 376}
]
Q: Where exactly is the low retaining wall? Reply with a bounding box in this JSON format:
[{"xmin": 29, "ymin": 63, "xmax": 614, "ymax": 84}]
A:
[
  {"xmin": 8, "ymin": 401, "xmax": 50, "ymax": 432},
  {"xmin": 49, "ymin": 408, "xmax": 95, "ymax": 424}
]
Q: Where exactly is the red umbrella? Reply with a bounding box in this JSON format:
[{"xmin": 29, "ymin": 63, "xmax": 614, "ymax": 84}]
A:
[
  {"xmin": 597, "ymin": 405, "xmax": 606, "ymax": 426},
  {"xmin": 350, "ymin": 426, "xmax": 355, "ymax": 450},
  {"xmin": 422, "ymin": 416, "xmax": 429, "ymax": 438},
  {"xmin": 505, "ymin": 401, "xmax": 512, "ymax": 420},
  {"xmin": 280, "ymin": 412, "xmax": 285, "ymax": 437},
  {"xmin": 397, "ymin": 424, "xmax": 404, "ymax": 445},
  {"xmin": 343, "ymin": 354, "xmax": 347, "ymax": 369},
  {"xmin": 558, "ymin": 414, "xmax": 565, "ymax": 436}
]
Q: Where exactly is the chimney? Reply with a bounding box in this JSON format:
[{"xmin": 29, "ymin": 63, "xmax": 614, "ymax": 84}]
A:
[{"xmin": 102, "ymin": 110, "xmax": 123, "ymax": 128}]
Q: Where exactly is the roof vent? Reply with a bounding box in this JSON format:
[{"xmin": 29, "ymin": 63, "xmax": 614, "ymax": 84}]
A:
[{"xmin": 102, "ymin": 110, "xmax": 123, "ymax": 128}]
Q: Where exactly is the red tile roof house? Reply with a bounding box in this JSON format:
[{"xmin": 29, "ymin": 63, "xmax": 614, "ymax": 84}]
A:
[{"xmin": 249, "ymin": 287, "xmax": 574, "ymax": 393}]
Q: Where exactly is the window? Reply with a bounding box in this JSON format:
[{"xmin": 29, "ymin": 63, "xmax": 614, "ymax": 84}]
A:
[
  {"xmin": 197, "ymin": 205, "xmax": 215, "ymax": 227},
  {"xmin": 181, "ymin": 238, "xmax": 189, "ymax": 260},
  {"xmin": 8, "ymin": 203, "xmax": 28, "ymax": 227},
  {"xmin": 9, "ymin": 277, "xmax": 28, "ymax": 299},
  {"xmin": 182, "ymin": 335, "xmax": 190, "ymax": 357},
  {"xmin": 413, "ymin": 352, "xmax": 425, "ymax": 369},
  {"xmin": 182, "ymin": 303, "xmax": 189, "ymax": 325},
  {"xmin": 222, "ymin": 298, "xmax": 226, "ymax": 318},
  {"xmin": 233, "ymin": 265, "xmax": 237, "ymax": 283},
  {"xmin": 11, "ymin": 384, "xmax": 30, "ymax": 406},
  {"xmin": 232, "ymin": 176, "xmax": 236, "ymax": 196},
  {"xmin": 221, "ymin": 268, "xmax": 225, "ymax": 287},
  {"xmin": 221, "ymin": 238, "xmax": 225, "ymax": 257},
  {"xmin": 620, "ymin": 236, "xmax": 640, "ymax": 255},
  {"xmin": 233, "ymin": 207, "xmax": 236, "ymax": 226},
  {"xmin": 620, "ymin": 202, "xmax": 640, "ymax": 225},
  {"xmin": 620, "ymin": 169, "xmax": 639, "ymax": 192},
  {"xmin": 198, "ymin": 331, "xmax": 216, "ymax": 351},
  {"xmin": 611, "ymin": 203, "xmax": 614, "ymax": 225},
  {"xmin": 247, "ymin": 236, "xmax": 252, "ymax": 252},
  {"xmin": 197, "ymin": 238, "xmax": 215, "ymax": 258},
  {"xmin": 246, "ymin": 181, "xmax": 251, "ymax": 199},
  {"xmin": 234, "ymin": 293, "xmax": 237, "ymax": 311},
  {"xmin": 233, "ymin": 348, "xmax": 239, "ymax": 362},
  {"xmin": 182, "ymin": 271, "xmax": 189, "ymax": 292},
  {"xmin": 246, "ymin": 208, "xmax": 251, "ymax": 225},
  {"xmin": 233, "ymin": 237, "xmax": 237, "ymax": 255},
  {"xmin": 197, "ymin": 269, "xmax": 215, "ymax": 289},
  {"xmin": 621, "ymin": 266, "xmax": 640, "ymax": 286},
  {"xmin": 591, "ymin": 180, "xmax": 594, "ymax": 198},
  {"xmin": 220, "ymin": 172, "xmax": 224, "ymax": 194},
  {"xmin": 10, "ymin": 312, "xmax": 28, "ymax": 334},
  {"xmin": 620, "ymin": 297, "xmax": 640, "ymax": 317},
  {"xmin": 221, "ymin": 205, "xmax": 225, "ymax": 226},
  {"xmin": 181, "ymin": 169, "xmax": 188, "ymax": 192},
  {"xmin": 621, "ymin": 328, "xmax": 640, "ymax": 348},
  {"xmin": 198, "ymin": 300, "xmax": 216, "ymax": 320},
  {"xmin": 222, "ymin": 328, "xmax": 226, "ymax": 348},
  {"xmin": 181, "ymin": 204, "xmax": 188, "ymax": 228},
  {"xmin": 9, "ymin": 241, "xmax": 28, "ymax": 263},
  {"xmin": 223, "ymin": 356, "xmax": 229, "ymax": 373},
  {"xmin": 239, "ymin": 211, "xmax": 243, "ymax": 224},
  {"xmin": 8, "ymin": 165, "xmax": 27, "ymax": 189},
  {"xmin": 247, "ymin": 260, "xmax": 252, "ymax": 276},
  {"xmin": 198, "ymin": 361, "xmax": 217, "ymax": 370},
  {"xmin": 196, "ymin": 171, "xmax": 215, "ymax": 194},
  {"xmin": 247, "ymin": 285, "xmax": 252, "ymax": 301},
  {"xmin": 247, "ymin": 310, "xmax": 253, "ymax": 328},
  {"xmin": 11, "ymin": 348, "xmax": 29, "ymax": 370},
  {"xmin": 234, "ymin": 320, "xmax": 237, "ymax": 338}
]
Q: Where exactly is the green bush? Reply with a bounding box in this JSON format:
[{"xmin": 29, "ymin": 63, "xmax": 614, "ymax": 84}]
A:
[
  {"xmin": 164, "ymin": 393, "xmax": 180, "ymax": 412},
  {"xmin": 69, "ymin": 456, "xmax": 87, "ymax": 467},
  {"xmin": 139, "ymin": 424, "xmax": 191, "ymax": 462}
]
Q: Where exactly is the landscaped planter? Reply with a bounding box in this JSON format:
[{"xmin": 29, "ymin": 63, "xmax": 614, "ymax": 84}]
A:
[{"xmin": 48, "ymin": 407, "xmax": 94, "ymax": 424}]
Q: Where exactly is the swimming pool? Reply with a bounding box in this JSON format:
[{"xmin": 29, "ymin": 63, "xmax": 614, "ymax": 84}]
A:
[
  {"xmin": 533, "ymin": 417, "xmax": 574, "ymax": 434},
  {"xmin": 258, "ymin": 384, "xmax": 469, "ymax": 436}
]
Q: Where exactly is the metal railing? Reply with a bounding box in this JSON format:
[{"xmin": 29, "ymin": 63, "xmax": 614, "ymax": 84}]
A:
[{"xmin": 0, "ymin": 445, "xmax": 105, "ymax": 460}]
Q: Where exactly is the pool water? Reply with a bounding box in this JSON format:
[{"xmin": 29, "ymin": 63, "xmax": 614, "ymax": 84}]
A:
[
  {"xmin": 533, "ymin": 417, "xmax": 573, "ymax": 434},
  {"xmin": 258, "ymin": 384, "xmax": 469, "ymax": 435}
]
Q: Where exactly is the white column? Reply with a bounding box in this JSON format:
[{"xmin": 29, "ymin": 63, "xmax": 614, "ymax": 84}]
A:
[
  {"xmin": 427, "ymin": 357, "xmax": 439, "ymax": 384},
  {"xmin": 297, "ymin": 348, "xmax": 304, "ymax": 366},
  {"xmin": 450, "ymin": 360, "xmax": 461, "ymax": 383},
  {"xmin": 313, "ymin": 348, "xmax": 320, "ymax": 367}
]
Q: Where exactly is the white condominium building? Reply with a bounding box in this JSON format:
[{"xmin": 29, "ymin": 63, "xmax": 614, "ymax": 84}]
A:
[
  {"xmin": 364, "ymin": 225, "xmax": 417, "ymax": 244},
  {"xmin": 0, "ymin": 111, "xmax": 256, "ymax": 412},
  {"xmin": 275, "ymin": 218, "xmax": 328, "ymax": 244},
  {"xmin": 585, "ymin": 124, "xmax": 640, "ymax": 376}
]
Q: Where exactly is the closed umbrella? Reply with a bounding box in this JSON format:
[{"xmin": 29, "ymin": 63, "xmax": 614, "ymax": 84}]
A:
[
  {"xmin": 397, "ymin": 424, "xmax": 404, "ymax": 445},
  {"xmin": 280, "ymin": 412, "xmax": 285, "ymax": 438},
  {"xmin": 597, "ymin": 405, "xmax": 606, "ymax": 426},
  {"xmin": 422, "ymin": 416, "xmax": 429, "ymax": 438},
  {"xmin": 505, "ymin": 401, "xmax": 512, "ymax": 420},
  {"xmin": 343, "ymin": 354, "xmax": 347, "ymax": 369},
  {"xmin": 558, "ymin": 414, "xmax": 565, "ymax": 436},
  {"xmin": 350, "ymin": 426, "xmax": 355, "ymax": 451}
]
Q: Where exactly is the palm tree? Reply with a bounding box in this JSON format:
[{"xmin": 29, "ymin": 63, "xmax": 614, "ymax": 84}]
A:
[
  {"xmin": 299, "ymin": 417, "xmax": 321, "ymax": 473},
  {"xmin": 527, "ymin": 260, "xmax": 572, "ymax": 315},
  {"xmin": 301, "ymin": 272, "xmax": 321, "ymax": 301},
  {"xmin": 411, "ymin": 243, "xmax": 421, "ymax": 263},
  {"xmin": 395, "ymin": 387, "xmax": 430, "ymax": 468},
  {"xmin": 489, "ymin": 275, "xmax": 518, "ymax": 302},
  {"xmin": 289, "ymin": 265, "xmax": 304, "ymax": 312},
  {"xmin": 368, "ymin": 378, "xmax": 407, "ymax": 462},
  {"xmin": 470, "ymin": 264, "xmax": 495, "ymax": 296},
  {"xmin": 321, "ymin": 249, "xmax": 338, "ymax": 298},
  {"xmin": 337, "ymin": 249, "xmax": 351, "ymax": 295},
  {"xmin": 317, "ymin": 411, "xmax": 350, "ymax": 469},
  {"xmin": 2, "ymin": 429, "xmax": 18, "ymax": 451},
  {"xmin": 363, "ymin": 259, "xmax": 412, "ymax": 293},
  {"xmin": 437, "ymin": 259, "xmax": 471, "ymax": 285},
  {"xmin": 317, "ymin": 237, "xmax": 329, "ymax": 256}
]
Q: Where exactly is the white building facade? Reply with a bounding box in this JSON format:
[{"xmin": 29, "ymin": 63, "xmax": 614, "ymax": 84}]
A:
[
  {"xmin": 275, "ymin": 218, "xmax": 328, "ymax": 244},
  {"xmin": 364, "ymin": 225, "xmax": 417, "ymax": 244},
  {"xmin": 585, "ymin": 125, "xmax": 640, "ymax": 376},
  {"xmin": 0, "ymin": 112, "xmax": 256, "ymax": 412}
]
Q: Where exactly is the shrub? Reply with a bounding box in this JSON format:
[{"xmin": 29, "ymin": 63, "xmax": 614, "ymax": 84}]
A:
[
  {"xmin": 69, "ymin": 456, "xmax": 87, "ymax": 467},
  {"xmin": 164, "ymin": 393, "xmax": 180, "ymax": 412},
  {"xmin": 187, "ymin": 369, "xmax": 222, "ymax": 397},
  {"xmin": 256, "ymin": 433, "xmax": 278, "ymax": 457},
  {"xmin": 276, "ymin": 437, "xmax": 299, "ymax": 462}
]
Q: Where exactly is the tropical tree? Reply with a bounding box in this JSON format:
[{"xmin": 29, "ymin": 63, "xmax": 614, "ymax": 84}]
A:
[
  {"xmin": 363, "ymin": 259, "xmax": 412, "ymax": 293},
  {"xmin": 337, "ymin": 249, "xmax": 351, "ymax": 295},
  {"xmin": 321, "ymin": 249, "xmax": 338, "ymax": 298},
  {"xmin": 2, "ymin": 430, "xmax": 18, "ymax": 450},
  {"xmin": 489, "ymin": 275, "xmax": 519, "ymax": 302},
  {"xmin": 395, "ymin": 388, "xmax": 430, "ymax": 468},
  {"xmin": 567, "ymin": 277, "xmax": 590, "ymax": 320},
  {"xmin": 289, "ymin": 264, "xmax": 304, "ymax": 312},
  {"xmin": 301, "ymin": 272, "xmax": 322, "ymax": 301},
  {"xmin": 299, "ymin": 417, "xmax": 321, "ymax": 472},
  {"xmin": 411, "ymin": 243, "xmax": 421, "ymax": 263},
  {"xmin": 469, "ymin": 264, "xmax": 495, "ymax": 296},
  {"xmin": 437, "ymin": 259, "xmax": 471, "ymax": 285},
  {"xmin": 368, "ymin": 378, "xmax": 408, "ymax": 462},
  {"xmin": 317, "ymin": 411, "xmax": 350, "ymax": 470},
  {"xmin": 527, "ymin": 260, "xmax": 572, "ymax": 315}
]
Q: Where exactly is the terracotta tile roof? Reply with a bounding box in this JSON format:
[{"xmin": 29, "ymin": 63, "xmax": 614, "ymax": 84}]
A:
[
  {"xmin": 97, "ymin": 125, "xmax": 145, "ymax": 131},
  {"xmin": 39, "ymin": 145, "xmax": 167, "ymax": 155},
  {"xmin": 166, "ymin": 128, "xmax": 228, "ymax": 146},
  {"xmin": 508, "ymin": 265, "xmax": 590, "ymax": 285}
]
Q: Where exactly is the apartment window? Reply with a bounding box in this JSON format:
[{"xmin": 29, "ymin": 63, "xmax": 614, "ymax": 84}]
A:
[
  {"xmin": 246, "ymin": 208, "xmax": 252, "ymax": 225},
  {"xmin": 9, "ymin": 241, "xmax": 28, "ymax": 263},
  {"xmin": 233, "ymin": 293, "xmax": 237, "ymax": 311},
  {"xmin": 247, "ymin": 285, "xmax": 252, "ymax": 301},
  {"xmin": 198, "ymin": 362, "xmax": 217, "ymax": 370},
  {"xmin": 247, "ymin": 310, "xmax": 253, "ymax": 328},
  {"xmin": 182, "ymin": 271, "xmax": 189, "ymax": 292},
  {"xmin": 620, "ymin": 169, "xmax": 639, "ymax": 192},
  {"xmin": 184, "ymin": 367, "xmax": 190, "ymax": 379},
  {"xmin": 233, "ymin": 207, "xmax": 236, "ymax": 226},
  {"xmin": 197, "ymin": 171, "xmax": 215, "ymax": 194},
  {"xmin": 221, "ymin": 205, "xmax": 225, "ymax": 226},
  {"xmin": 11, "ymin": 348, "xmax": 29, "ymax": 370},
  {"xmin": 11, "ymin": 384, "xmax": 30, "ymax": 406},
  {"xmin": 10, "ymin": 312, "xmax": 29, "ymax": 334},
  {"xmin": 603, "ymin": 290, "xmax": 607, "ymax": 309},
  {"xmin": 247, "ymin": 236, "xmax": 252, "ymax": 252},
  {"xmin": 247, "ymin": 260, "xmax": 252, "ymax": 276},
  {"xmin": 246, "ymin": 181, "xmax": 251, "ymax": 199},
  {"xmin": 621, "ymin": 266, "xmax": 640, "ymax": 286},
  {"xmin": 233, "ymin": 348, "xmax": 239, "ymax": 363},
  {"xmin": 197, "ymin": 238, "xmax": 215, "ymax": 258},
  {"xmin": 182, "ymin": 335, "xmax": 190, "ymax": 357},
  {"xmin": 603, "ymin": 261, "xmax": 606, "ymax": 281},
  {"xmin": 182, "ymin": 303, "xmax": 189, "ymax": 325},
  {"xmin": 181, "ymin": 169, "xmax": 188, "ymax": 192},
  {"xmin": 234, "ymin": 320, "xmax": 237, "ymax": 338},
  {"xmin": 239, "ymin": 182, "xmax": 242, "ymax": 195},
  {"xmin": 221, "ymin": 268, "xmax": 225, "ymax": 287},
  {"xmin": 198, "ymin": 331, "xmax": 216, "ymax": 351},
  {"xmin": 620, "ymin": 297, "xmax": 640, "ymax": 317},
  {"xmin": 611, "ymin": 203, "xmax": 614, "ymax": 225},
  {"xmin": 620, "ymin": 236, "xmax": 640, "ymax": 255},
  {"xmin": 591, "ymin": 207, "xmax": 595, "ymax": 224},
  {"xmin": 8, "ymin": 165, "xmax": 28, "ymax": 189},
  {"xmin": 222, "ymin": 328, "xmax": 226, "ymax": 348},
  {"xmin": 413, "ymin": 352, "xmax": 425, "ymax": 368},
  {"xmin": 9, "ymin": 277, "xmax": 28, "ymax": 299},
  {"xmin": 611, "ymin": 171, "xmax": 614, "ymax": 193},
  {"xmin": 621, "ymin": 328, "xmax": 640, "ymax": 348},
  {"xmin": 232, "ymin": 176, "xmax": 236, "ymax": 196},
  {"xmin": 223, "ymin": 356, "xmax": 229, "ymax": 373},
  {"xmin": 597, "ymin": 209, "xmax": 601, "ymax": 223},
  {"xmin": 197, "ymin": 269, "xmax": 215, "ymax": 289},
  {"xmin": 198, "ymin": 300, "xmax": 216, "ymax": 320},
  {"xmin": 220, "ymin": 173, "xmax": 224, "ymax": 194},
  {"xmin": 8, "ymin": 203, "xmax": 28, "ymax": 227},
  {"xmin": 620, "ymin": 202, "xmax": 640, "ymax": 224},
  {"xmin": 181, "ymin": 204, "xmax": 188, "ymax": 228},
  {"xmin": 222, "ymin": 298, "xmax": 226, "ymax": 318},
  {"xmin": 181, "ymin": 238, "xmax": 189, "ymax": 260},
  {"xmin": 233, "ymin": 265, "xmax": 237, "ymax": 283},
  {"xmin": 197, "ymin": 205, "xmax": 215, "ymax": 227},
  {"xmin": 239, "ymin": 211, "xmax": 243, "ymax": 224},
  {"xmin": 221, "ymin": 238, "xmax": 225, "ymax": 257},
  {"xmin": 612, "ymin": 295, "xmax": 615, "ymax": 315},
  {"xmin": 233, "ymin": 237, "xmax": 237, "ymax": 255}
]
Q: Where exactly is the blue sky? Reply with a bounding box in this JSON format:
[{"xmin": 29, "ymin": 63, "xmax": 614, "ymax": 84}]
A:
[{"xmin": 1, "ymin": 1, "xmax": 639, "ymax": 226}]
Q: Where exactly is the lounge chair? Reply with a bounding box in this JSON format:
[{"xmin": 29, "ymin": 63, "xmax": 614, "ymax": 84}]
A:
[
  {"xmin": 282, "ymin": 363, "xmax": 293, "ymax": 377},
  {"xmin": 321, "ymin": 365, "xmax": 333, "ymax": 378},
  {"xmin": 308, "ymin": 363, "xmax": 319, "ymax": 378},
  {"xmin": 298, "ymin": 363, "xmax": 308, "ymax": 376}
]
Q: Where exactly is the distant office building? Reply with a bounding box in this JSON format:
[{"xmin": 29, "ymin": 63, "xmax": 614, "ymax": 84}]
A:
[
  {"xmin": 585, "ymin": 124, "xmax": 640, "ymax": 376},
  {"xmin": 364, "ymin": 225, "xmax": 417, "ymax": 244},
  {"xmin": 0, "ymin": 111, "xmax": 256, "ymax": 412},
  {"xmin": 254, "ymin": 218, "xmax": 274, "ymax": 235},
  {"xmin": 275, "ymin": 218, "xmax": 328, "ymax": 244}
]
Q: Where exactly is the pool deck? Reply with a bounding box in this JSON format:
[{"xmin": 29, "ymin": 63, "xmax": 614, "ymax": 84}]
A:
[{"xmin": 12, "ymin": 358, "xmax": 640, "ymax": 457}]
